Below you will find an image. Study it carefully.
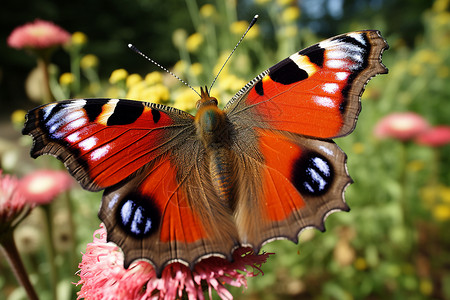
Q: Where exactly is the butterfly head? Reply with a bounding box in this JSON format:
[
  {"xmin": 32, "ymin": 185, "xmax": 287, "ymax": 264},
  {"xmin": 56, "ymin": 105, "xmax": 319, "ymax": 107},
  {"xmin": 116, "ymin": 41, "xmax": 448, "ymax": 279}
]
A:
[{"xmin": 196, "ymin": 86, "xmax": 218, "ymax": 110}]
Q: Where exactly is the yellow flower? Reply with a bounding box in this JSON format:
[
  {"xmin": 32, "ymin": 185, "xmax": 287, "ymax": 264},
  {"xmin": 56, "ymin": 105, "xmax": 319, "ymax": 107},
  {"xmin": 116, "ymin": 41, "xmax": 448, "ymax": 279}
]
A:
[
  {"xmin": 438, "ymin": 66, "xmax": 449, "ymax": 78},
  {"xmin": 59, "ymin": 72, "xmax": 75, "ymax": 85},
  {"xmin": 141, "ymin": 84, "xmax": 170, "ymax": 103},
  {"xmin": 283, "ymin": 25, "xmax": 298, "ymax": 38},
  {"xmin": 407, "ymin": 160, "xmax": 425, "ymax": 172},
  {"xmin": 172, "ymin": 29, "xmax": 187, "ymax": 49},
  {"xmin": 11, "ymin": 109, "xmax": 27, "ymax": 125},
  {"xmin": 277, "ymin": 0, "xmax": 296, "ymax": 6},
  {"xmin": 126, "ymin": 73, "xmax": 143, "ymax": 88},
  {"xmin": 105, "ymin": 86, "xmax": 122, "ymax": 98},
  {"xmin": 230, "ymin": 21, "xmax": 259, "ymax": 39},
  {"xmin": 174, "ymin": 60, "xmax": 188, "ymax": 75},
  {"xmin": 109, "ymin": 69, "xmax": 128, "ymax": 84},
  {"xmin": 419, "ymin": 278, "xmax": 433, "ymax": 296},
  {"xmin": 126, "ymin": 81, "xmax": 147, "ymax": 100},
  {"xmin": 200, "ymin": 4, "xmax": 216, "ymax": 18},
  {"xmin": 190, "ymin": 63, "xmax": 203, "ymax": 77},
  {"xmin": 433, "ymin": 204, "xmax": 450, "ymax": 221},
  {"xmin": 173, "ymin": 88, "xmax": 198, "ymax": 111},
  {"xmin": 352, "ymin": 142, "xmax": 365, "ymax": 154},
  {"xmin": 230, "ymin": 21, "xmax": 249, "ymax": 35},
  {"xmin": 442, "ymin": 186, "xmax": 450, "ymax": 203},
  {"xmin": 433, "ymin": 0, "xmax": 449, "ymax": 12},
  {"xmin": 414, "ymin": 49, "xmax": 441, "ymax": 65},
  {"xmin": 354, "ymin": 257, "xmax": 367, "ymax": 271},
  {"xmin": 71, "ymin": 31, "xmax": 88, "ymax": 46},
  {"xmin": 80, "ymin": 54, "xmax": 99, "ymax": 69},
  {"xmin": 186, "ymin": 33, "xmax": 204, "ymax": 53},
  {"xmin": 145, "ymin": 71, "xmax": 163, "ymax": 85},
  {"xmin": 282, "ymin": 6, "xmax": 301, "ymax": 22}
]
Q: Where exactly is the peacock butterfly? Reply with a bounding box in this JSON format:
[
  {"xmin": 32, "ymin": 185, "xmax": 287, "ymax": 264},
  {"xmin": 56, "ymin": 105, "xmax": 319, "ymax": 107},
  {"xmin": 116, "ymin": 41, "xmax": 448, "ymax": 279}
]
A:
[{"xmin": 23, "ymin": 29, "xmax": 388, "ymax": 276}]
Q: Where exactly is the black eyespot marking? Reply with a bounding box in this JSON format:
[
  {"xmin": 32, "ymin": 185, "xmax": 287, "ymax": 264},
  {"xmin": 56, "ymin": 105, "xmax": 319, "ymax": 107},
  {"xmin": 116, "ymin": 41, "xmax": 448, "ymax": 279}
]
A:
[
  {"xmin": 117, "ymin": 193, "xmax": 160, "ymax": 238},
  {"xmin": 255, "ymin": 80, "xmax": 264, "ymax": 96},
  {"xmin": 269, "ymin": 58, "xmax": 308, "ymax": 85},
  {"xmin": 292, "ymin": 152, "xmax": 334, "ymax": 197},
  {"xmin": 151, "ymin": 109, "xmax": 161, "ymax": 124},
  {"xmin": 107, "ymin": 100, "xmax": 144, "ymax": 126},
  {"xmin": 299, "ymin": 44, "xmax": 325, "ymax": 68}
]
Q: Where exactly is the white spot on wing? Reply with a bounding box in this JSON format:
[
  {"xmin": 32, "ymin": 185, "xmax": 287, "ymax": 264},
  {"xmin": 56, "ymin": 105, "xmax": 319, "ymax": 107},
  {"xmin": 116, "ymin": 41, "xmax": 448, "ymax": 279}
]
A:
[
  {"xmin": 348, "ymin": 32, "xmax": 366, "ymax": 46},
  {"xmin": 326, "ymin": 59, "xmax": 347, "ymax": 69},
  {"xmin": 313, "ymin": 96, "xmax": 335, "ymax": 108},
  {"xmin": 109, "ymin": 194, "xmax": 120, "ymax": 209},
  {"xmin": 90, "ymin": 144, "xmax": 111, "ymax": 161},
  {"xmin": 322, "ymin": 83, "xmax": 339, "ymax": 94},
  {"xmin": 78, "ymin": 136, "xmax": 98, "ymax": 151},
  {"xmin": 319, "ymin": 145, "xmax": 334, "ymax": 156},
  {"xmin": 43, "ymin": 104, "xmax": 56, "ymax": 120},
  {"xmin": 66, "ymin": 118, "xmax": 87, "ymax": 131},
  {"xmin": 335, "ymin": 72, "xmax": 349, "ymax": 81}
]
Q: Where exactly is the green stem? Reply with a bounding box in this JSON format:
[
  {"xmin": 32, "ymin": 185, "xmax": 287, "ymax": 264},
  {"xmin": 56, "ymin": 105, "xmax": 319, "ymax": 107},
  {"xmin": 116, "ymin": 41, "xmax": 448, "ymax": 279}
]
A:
[
  {"xmin": 0, "ymin": 231, "xmax": 39, "ymax": 300},
  {"xmin": 43, "ymin": 204, "xmax": 58, "ymax": 300},
  {"xmin": 37, "ymin": 56, "xmax": 55, "ymax": 104}
]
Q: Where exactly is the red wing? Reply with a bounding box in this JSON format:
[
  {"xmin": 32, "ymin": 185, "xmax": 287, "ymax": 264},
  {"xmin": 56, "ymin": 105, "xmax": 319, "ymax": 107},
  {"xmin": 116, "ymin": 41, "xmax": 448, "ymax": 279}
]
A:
[
  {"xmin": 24, "ymin": 98, "xmax": 240, "ymax": 274},
  {"xmin": 229, "ymin": 30, "xmax": 388, "ymax": 250},
  {"xmin": 225, "ymin": 30, "xmax": 388, "ymax": 139},
  {"xmin": 233, "ymin": 129, "xmax": 351, "ymax": 249},
  {"xmin": 23, "ymin": 98, "xmax": 194, "ymax": 191},
  {"xmin": 100, "ymin": 150, "xmax": 240, "ymax": 276}
]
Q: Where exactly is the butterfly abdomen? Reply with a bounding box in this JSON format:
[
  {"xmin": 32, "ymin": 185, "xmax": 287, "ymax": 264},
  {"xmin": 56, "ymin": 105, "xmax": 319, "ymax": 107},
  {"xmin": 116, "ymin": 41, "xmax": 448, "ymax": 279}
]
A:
[{"xmin": 195, "ymin": 103, "xmax": 236, "ymax": 203}]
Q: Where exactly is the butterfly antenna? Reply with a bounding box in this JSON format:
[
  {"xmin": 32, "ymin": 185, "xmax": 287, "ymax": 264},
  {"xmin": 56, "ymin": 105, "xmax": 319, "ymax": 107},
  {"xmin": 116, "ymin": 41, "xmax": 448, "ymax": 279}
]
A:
[
  {"xmin": 209, "ymin": 14, "xmax": 259, "ymax": 92},
  {"xmin": 128, "ymin": 44, "xmax": 201, "ymax": 97}
]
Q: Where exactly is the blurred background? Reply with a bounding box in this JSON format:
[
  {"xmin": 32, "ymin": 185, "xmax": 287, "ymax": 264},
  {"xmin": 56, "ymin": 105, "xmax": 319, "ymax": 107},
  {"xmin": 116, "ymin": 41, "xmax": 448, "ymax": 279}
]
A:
[{"xmin": 1, "ymin": 0, "xmax": 449, "ymax": 299}]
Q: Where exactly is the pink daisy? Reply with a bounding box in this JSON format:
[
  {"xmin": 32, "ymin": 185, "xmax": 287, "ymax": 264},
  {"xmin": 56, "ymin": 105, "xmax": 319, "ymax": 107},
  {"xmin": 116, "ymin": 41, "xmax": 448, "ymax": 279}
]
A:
[
  {"xmin": 7, "ymin": 19, "xmax": 70, "ymax": 50},
  {"xmin": 374, "ymin": 112, "xmax": 430, "ymax": 141},
  {"xmin": 76, "ymin": 224, "xmax": 272, "ymax": 300},
  {"xmin": 20, "ymin": 170, "xmax": 73, "ymax": 205},
  {"xmin": 0, "ymin": 171, "xmax": 33, "ymax": 235},
  {"xmin": 415, "ymin": 126, "xmax": 450, "ymax": 147}
]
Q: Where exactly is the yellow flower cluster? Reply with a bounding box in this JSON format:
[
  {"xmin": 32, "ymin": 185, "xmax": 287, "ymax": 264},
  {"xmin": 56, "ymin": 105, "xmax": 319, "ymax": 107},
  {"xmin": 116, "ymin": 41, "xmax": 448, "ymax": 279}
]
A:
[{"xmin": 421, "ymin": 185, "xmax": 450, "ymax": 221}]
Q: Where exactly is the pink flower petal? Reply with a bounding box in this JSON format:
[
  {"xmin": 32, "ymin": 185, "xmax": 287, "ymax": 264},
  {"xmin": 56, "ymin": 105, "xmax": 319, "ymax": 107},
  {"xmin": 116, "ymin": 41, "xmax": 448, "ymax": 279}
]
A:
[
  {"xmin": 374, "ymin": 112, "xmax": 430, "ymax": 141},
  {"xmin": 20, "ymin": 170, "xmax": 73, "ymax": 205},
  {"xmin": 0, "ymin": 170, "xmax": 32, "ymax": 232},
  {"xmin": 76, "ymin": 224, "xmax": 272, "ymax": 300},
  {"xmin": 415, "ymin": 126, "xmax": 450, "ymax": 147},
  {"xmin": 8, "ymin": 19, "xmax": 70, "ymax": 50}
]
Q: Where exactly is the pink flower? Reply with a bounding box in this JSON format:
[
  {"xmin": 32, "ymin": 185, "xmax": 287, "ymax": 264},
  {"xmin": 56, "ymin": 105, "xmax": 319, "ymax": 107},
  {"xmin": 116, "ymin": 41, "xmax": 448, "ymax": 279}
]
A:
[
  {"xmin": 374, "ymin": 112, "xmax": 430, "ymax": 141},
  {"xmin": 0, "ymin": 171, "xmax": 33, "ymax": 236},
  {"xmin": 76, "ymin": 224, "xmax": 272, "ymax": 300},
  {"xmin": 7, "ymin": 19, "xmax": 70, "ymax": 50},
  {"xmin": 415, "ymin": 126, "xmax": 450, "ymax": 147},
  {"xmin": 20, "ymin": 170, "xmax": 73, "ymax": 205}
]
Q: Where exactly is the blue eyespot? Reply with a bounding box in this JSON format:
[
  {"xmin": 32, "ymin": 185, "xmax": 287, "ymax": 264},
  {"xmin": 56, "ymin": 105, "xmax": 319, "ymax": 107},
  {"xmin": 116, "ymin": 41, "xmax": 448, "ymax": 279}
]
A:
[
  {"xmin": 117, "ymin": 194, "xmax": 160, "ymax": 238},
  {"xmin": 292, "ymin": 152, "xmax": 333, "ymax": 196}
]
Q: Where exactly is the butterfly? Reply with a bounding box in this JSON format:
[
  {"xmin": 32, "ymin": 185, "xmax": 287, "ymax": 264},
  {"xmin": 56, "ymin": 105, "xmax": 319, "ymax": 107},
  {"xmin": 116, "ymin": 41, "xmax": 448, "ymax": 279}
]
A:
[{"xmin": 23, "ymin": 30, "xmax": 388, "ymax": 276}]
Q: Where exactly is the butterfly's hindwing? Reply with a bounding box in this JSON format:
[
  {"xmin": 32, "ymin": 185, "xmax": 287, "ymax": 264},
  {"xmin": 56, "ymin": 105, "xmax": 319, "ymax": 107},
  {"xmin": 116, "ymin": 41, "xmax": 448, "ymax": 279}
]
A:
[{"xmin": 233, "ymin": 130, "xmax": 350, "ymax": 248}]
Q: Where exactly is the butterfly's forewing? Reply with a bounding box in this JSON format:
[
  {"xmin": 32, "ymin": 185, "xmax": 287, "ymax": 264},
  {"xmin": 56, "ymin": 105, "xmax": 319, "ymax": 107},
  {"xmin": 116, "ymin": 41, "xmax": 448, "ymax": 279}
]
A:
[
  {"xmin": 23, "ymin": 98, "xmax": 240, "ymax": 274},
  {"xmin": 226, "ymin": 30, "xmax": 388, "ymax": 249},
  {"xmin": 23, "ymin": 99, "xmax": 193, "ymax": 190},
  {"xmin": 225, "ymin": 30, "xmax": 388, "ymax": 139}
]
